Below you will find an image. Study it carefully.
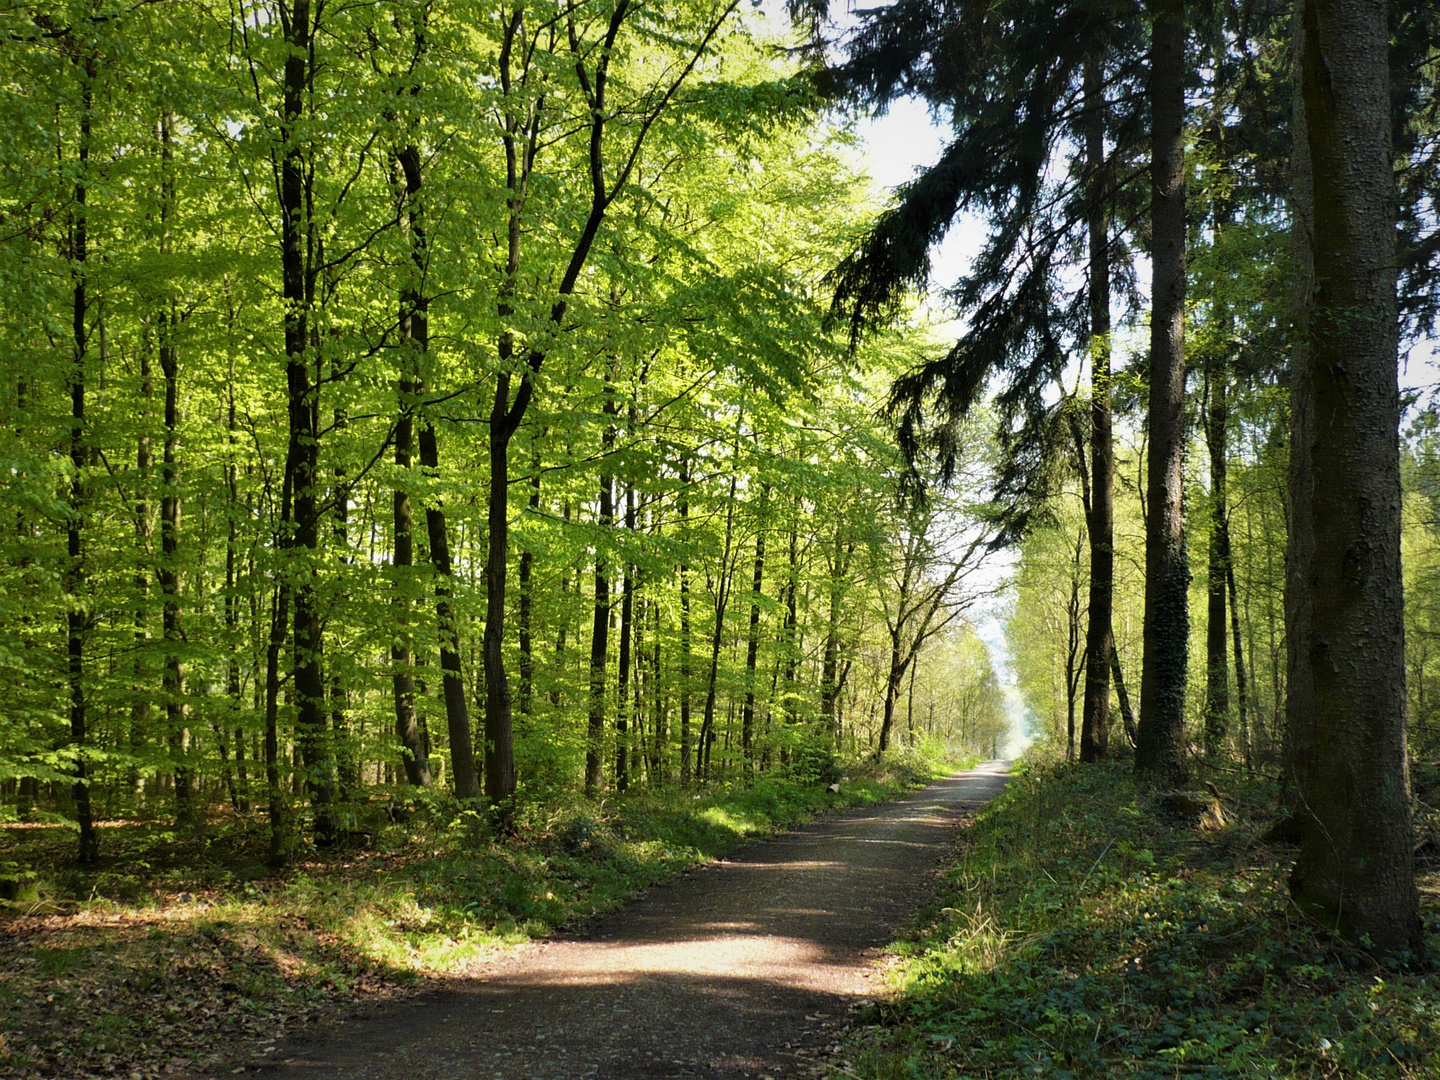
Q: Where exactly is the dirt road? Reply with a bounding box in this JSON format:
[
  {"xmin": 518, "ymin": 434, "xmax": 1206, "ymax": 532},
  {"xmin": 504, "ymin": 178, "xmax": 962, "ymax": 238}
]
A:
[{"xmin": 226, "ymin": 761, "xmax": 1010, "ymax": 1080}]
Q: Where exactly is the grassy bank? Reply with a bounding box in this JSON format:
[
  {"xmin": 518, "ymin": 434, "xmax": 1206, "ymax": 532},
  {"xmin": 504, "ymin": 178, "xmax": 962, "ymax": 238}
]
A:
[
  {"xmin": 0, "ymin": 749, "xmax": 964, "ymax": 1080},
  {"xmin": 841, "ymin": 758, "xmax": 1440, "ymax": 1080}
]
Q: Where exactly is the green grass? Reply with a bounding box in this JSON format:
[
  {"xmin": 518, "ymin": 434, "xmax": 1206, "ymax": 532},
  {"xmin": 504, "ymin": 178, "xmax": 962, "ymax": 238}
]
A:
[
  {"xmin": 0, "ymin": 747, "xmax": 967, "ymax": 1079},
  {"xmin": 841, "ymin": 757, "xmax": 1440, "ymax": 1080}
]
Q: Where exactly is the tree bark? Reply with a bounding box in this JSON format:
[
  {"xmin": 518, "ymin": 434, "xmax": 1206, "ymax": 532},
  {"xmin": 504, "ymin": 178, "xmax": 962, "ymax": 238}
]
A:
[
  {"xmin": 585, "ymin": 386, "xmax": 617, "ymax": 797},
  {"xmin": 679, "ymin": 460, "xmax": 691, "ymax": 783},
  {"xmin": 68, "ymin": 58, "xmax": 97, "ymax": 864},
  {"xmin": 157, "ymin": 113, "xmax": 192, "ymax": 827},
  {"xmin": 1283, "ymin": 0, "xmax": 1317, "ymax": 820},
  {"xmin": 1288, "ymin": 0, "xmax": 1421, "ymax": 955},
  {"xmin": 1203, "ymin": 370, "xmax": 1231, "ymax": 759},
  {"xmin": 1135, "ymin": 0, "xmax": 1190, "ymax": 784},
  {"xmin": 741, "ymin": 490, "xmax": 769, "ymax": 770},
  {"xmin": 279, "ymin": 0, "xmax": 339, "ymax": 845},
  {"xmin": 391, "ymin": 144, "xmax": 432, "ymax": 789},
  {"xmin": 1079, "ymin": 53, "xmax": 1115, "ymax": 763},
  {"xmin": 616, "ymin": 480, "xmax": 636, "ymax": 792}
]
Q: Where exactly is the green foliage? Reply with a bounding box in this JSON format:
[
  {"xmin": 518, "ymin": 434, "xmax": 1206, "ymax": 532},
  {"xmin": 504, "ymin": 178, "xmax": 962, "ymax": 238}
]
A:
[{"xmin": 841, "ymin": 760, "xmax": 1440, "ymax": 1080}]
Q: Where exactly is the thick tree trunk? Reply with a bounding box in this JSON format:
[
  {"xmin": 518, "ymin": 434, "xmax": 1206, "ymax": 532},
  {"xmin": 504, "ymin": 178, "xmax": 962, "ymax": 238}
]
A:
[
  {"xmin": 1079, "ymin": 53, "xmax": 1114, "ymax": 763},
  {"xmin": 279, "ymin": 0, "xmax": 338, "ymax": 845},
  {"xmin": 1288, "ymin": 0, "xmax": 1421, "ymax": 955},
  {"xmin": 1136, "ymin": 1, "xmax": 1190, "ymax": 784}
]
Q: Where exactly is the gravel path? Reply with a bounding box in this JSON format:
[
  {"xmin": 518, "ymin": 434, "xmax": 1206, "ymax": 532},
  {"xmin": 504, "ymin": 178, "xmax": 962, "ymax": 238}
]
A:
[{"xmin": 226, "ymin": 761, "xmax": 1011, "ymax": 1080}]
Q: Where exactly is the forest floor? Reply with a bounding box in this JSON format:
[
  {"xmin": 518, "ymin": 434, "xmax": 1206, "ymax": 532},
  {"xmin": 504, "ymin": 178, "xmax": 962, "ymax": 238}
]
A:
[
  {"xmin": 0, "ymin": 751, "xmax": 971, "ymax": 1079},
  {"xmin": 839, "ymin": 756, "xmax": 1440, "ymax": 1079},
  {"xmin": 219, "ymin": 762, "xmax": 1011, "ymax": 1080}
]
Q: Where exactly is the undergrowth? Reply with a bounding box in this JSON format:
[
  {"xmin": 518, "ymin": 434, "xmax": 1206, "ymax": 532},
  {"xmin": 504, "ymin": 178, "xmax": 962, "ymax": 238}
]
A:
[
  {"xmin": 0, "ymin": 747, "xmax": 961, "ymax": 1079},
  {"xmin": 842, "ymin": 757, "xmax": 1440, "ymax": 1080}
]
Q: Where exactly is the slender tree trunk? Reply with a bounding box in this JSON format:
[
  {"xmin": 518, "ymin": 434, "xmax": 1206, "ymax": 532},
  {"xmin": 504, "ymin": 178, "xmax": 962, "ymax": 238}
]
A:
[
  {"xmin": 419, "ymin": 426, "xmax": 481, "ymax": 799},
  {"xmin": 1226, "ymin": 558, "xmax": 1251, "ymax": 772},
  {"xmin": 679, "ymin": 462, "xmax": 693, "ymax": 785},
  {"xmin": 391, "ymin": 147, "xmax": 432, "ymax": 788},
  {"xmin": 1289, "ymin": 0, "xmax": 1421, "ymax": 954},
  {"xmin": 1079, "ymin": 53, "xmax": 1115, "ymax": 763},
  {"xmin": 741, "ymin": 491, "xmax": 769, "ymax": 771},
  {"xmin": 133, "ymin": 328, "xmax": 154, "ymax": 803},
  {"xmin": 616, "ymin": 482, "xmax": 635, "ymax": 792},
  {"xmin": 156, "ymin": 113, "xmax": 193, "ymax": 826},
  {"xmin": 519, "ymin": 460, "xmax": 540, "ymax": 720},
  {"xmin": 1203, "ymin": 370, "xmax": 1231, "ymax": 759},
  {"xmin": 1066, "ymin": 526, "xmax": 1085, "ymax": 761},
  {"xmin": 225, "ymin": 355, "xmax": 250, "ymax": 812},
  {"xmin": 1136, "ymin": 0, "xmax": 1190, "ymax": 784},
  {"xmin": 586, "ymin": 387, "xmax": 617, "ymax": 796},
  {"xmin": 1112, "ymin": 650, "xmax": 1138, "ymax": 747},
  {"xmin": 265, "ymin": 581, "xmax": 290, "ymax": 866},
  {"xmin": 878, "ymin": 642, "xmax": 903, "ymax": 754},
  {"xmin": 651, "ymin": 594, "xmax": 667, "ymax": 783},
  {"xmin": 68, "ymin": 61, "xmax": 97, "ymax": 865},
  {"xmin": 698, "ymin": 475, "xmax": 738, "ymax": 781}
]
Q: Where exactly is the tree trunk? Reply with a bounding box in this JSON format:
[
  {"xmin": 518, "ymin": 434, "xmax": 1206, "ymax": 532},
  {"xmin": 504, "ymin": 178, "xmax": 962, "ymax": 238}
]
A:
[
  {"xmin": 519, "ymin": 460, "xmax": 540, "ymax": 720},
  {"xmin": 616, "ymin": 481, "xmax": 635, "ymax": 792},
  {"xmin": 1135, "ymin": 0, "xmax": 1190, "ymax": 784},
  {"xmin": 1288, "ymin": 0, "xmax": 1421, "ymax": 955},
  {"xmin": 679, "ymin": 461, "xmax": 693, "ymax": 785},
  {"xmin": 741, "ymin": 491, "xmax": 769, "ymax": 771},
  {"xmin": 1079, "ymin": 52, "xmax": 1115, "ymax": 764},
  {"xmin": 1203, "ymin": 370, "xmax": 1231, "ymax": 758},
  {"xmin": 1283, "ymin": 0, "xmax": 1317, "ymax": 821},
  {"xmin": 279, "ymin": 0, "xmax": 338, "ymax": 845},
  {"xmin": 391, "ymin": 144, "xmax": 432, "ymax": 789},
  {"xmin": 68, "ymin": 60, "xmax": 97, "ymax": 865},
  {"xmin": 157, "ymin": 113, "xmax": 192, "ymax": 827},
  {"xmin": 419, "ymin": 416, "xmax": 481, "ymax": 800},
  {"xmin": 1226, "ymin": 558, "xmax": 1251, "ymax": 772},
  {"xmin": 586, "ymin": 388, "xmax": 617, "ymax": 797}
]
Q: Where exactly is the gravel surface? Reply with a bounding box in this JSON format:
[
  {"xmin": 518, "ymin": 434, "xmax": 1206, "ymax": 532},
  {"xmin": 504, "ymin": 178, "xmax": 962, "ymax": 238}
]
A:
[{"xmin": 222, "ymin": 762, "xmax": 1011, "ymax": 1080}]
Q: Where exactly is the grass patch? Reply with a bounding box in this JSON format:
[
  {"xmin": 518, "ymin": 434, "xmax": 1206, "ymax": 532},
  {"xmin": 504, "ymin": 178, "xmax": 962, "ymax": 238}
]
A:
[
  {"xmin": 840, "ymin": 757, "xmax": 1440, "ymax": 1080},
  {"xmin": 0, "ymin": 747, "xmax": 963, "ymax": 1079}
]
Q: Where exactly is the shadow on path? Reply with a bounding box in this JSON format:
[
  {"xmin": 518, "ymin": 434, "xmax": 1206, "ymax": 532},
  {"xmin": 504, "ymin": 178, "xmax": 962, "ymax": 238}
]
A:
[{"xmin": 222, "ymin": 762, "xmax": 1010, "ymax": 1080}]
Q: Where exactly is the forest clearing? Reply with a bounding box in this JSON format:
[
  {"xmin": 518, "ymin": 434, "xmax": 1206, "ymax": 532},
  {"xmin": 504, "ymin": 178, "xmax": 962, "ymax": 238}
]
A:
[{"xmin": 3, "ymin": 0, "xmax": 1440, "ymax": 1076}]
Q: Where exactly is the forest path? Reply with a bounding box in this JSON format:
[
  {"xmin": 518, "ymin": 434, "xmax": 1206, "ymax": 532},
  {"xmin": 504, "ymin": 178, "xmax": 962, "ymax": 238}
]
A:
[{"xmin": 225, "ymin": 762, "xmax": 1011, "ymax": 1080}]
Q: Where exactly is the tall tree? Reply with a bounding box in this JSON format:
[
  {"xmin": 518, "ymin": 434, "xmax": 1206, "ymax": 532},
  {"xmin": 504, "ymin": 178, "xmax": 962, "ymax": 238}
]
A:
[
  {"xmin": 1287, "ymin": 0, "xmax": 1421, "ymax": 954},
  {"xmin": 1134, "ymin": 0, "xmax": 1190, "ymax": 784}
]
